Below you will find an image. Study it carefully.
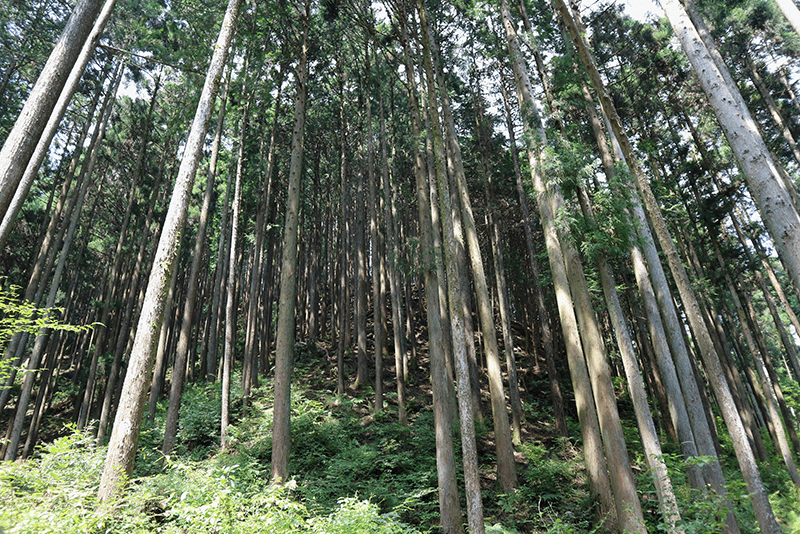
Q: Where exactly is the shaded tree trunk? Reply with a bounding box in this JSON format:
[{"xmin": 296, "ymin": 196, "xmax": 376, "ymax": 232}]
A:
[{"xmin": 270, "ymin": 0, "xmax": 310, "ymax": 483}]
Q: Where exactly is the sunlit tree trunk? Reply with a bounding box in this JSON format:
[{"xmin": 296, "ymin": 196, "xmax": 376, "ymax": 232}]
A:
[
  {"xmin": 161, "ymin": 68, "xmax": 229, "ymax": 454},
  {"xmin": 561, "ymin": 0, "xmax": 780, "ymax": 530},
  {"xmin": 745, "ymin": 52, "xmax": 800, "ymax": 167},
  {"xmin": 420, "ymin": 5, "xmax": 517, "ymax": 492},
  {"xmin": 0, "ymin": 0, "xmax": 105, "ymax": 221},
  {"xmin": 666, "ymin": 0, "xmax": 800, "ymax": 312},
  {"xmin": 97, "ymin": 0, "xmax": 241, "ymax": 501},
  {"xmin": 576, "ymin": 185, "xmax": 682, "ymax": 530},
  {"xmin": 379, "ymin": 88, "xmax": 407, "ymax": 424},
  {"xmin": 472, "ymin": 72, "xmax": 523, "ymax": 445},
  {"xmin": 394, "ymin": 22, "xmax": 461, "ymax": 527}
]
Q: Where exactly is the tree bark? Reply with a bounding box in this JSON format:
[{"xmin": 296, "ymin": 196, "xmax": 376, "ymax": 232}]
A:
[
  {"xmin": 0, "ymin": 0, "xmax": 105, "ymax": 221},
  {"xmin": 97, "ymin": 0, "xmax": 241, "ymax": 501},
  {"xmin": 270, "ymin": 0, "xmax": 310, "ymax": 483}
]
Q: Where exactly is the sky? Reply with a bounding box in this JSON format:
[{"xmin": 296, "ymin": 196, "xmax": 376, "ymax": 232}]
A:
[{"xmin": 617, "ymin": 0, "xmax": 663, "ymax": 22}]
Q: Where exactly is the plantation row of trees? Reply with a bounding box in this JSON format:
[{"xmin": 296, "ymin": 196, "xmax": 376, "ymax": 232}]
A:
[{"xmin": 2, "ymin": 0, "xmax": 800, "ymax": 531}]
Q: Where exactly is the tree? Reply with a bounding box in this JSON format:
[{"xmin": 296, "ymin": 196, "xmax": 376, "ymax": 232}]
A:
[
  {"xmin": 0, "ymin": 0, "xmax": 105, "ymax": 222},
  {"xmin": 97, "ymin": 0, "xmax": 242, "ymax": 501},
  {"xmin": 270, "ymin": 0, "xmax": 311, "ymax": 484}
]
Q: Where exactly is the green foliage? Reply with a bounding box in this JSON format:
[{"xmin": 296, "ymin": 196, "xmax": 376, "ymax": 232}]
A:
[
  {"xmin": 0, "ymin": 424, "xmax": 423, "ymax": 534},
  {"xmin": 0, "ymin": 283, "xmax": 93, "ymax": 385}
]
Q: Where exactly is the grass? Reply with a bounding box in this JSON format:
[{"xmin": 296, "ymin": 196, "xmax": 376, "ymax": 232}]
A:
[{"xmin": 1, "ymin": 344, "xmax": 800, "ymax": 533}]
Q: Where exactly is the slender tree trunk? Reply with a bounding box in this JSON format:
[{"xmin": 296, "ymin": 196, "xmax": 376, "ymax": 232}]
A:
[
  {"xmin": 421, "ymin": 6, "xmax": 517, "ymax": 492},
  {"xmin": 496, "ymin": 1, "xmax": 619, "ymax": 528},
  {"xmin": 472, "ymin": 72, "xmax": 524, "ymax": 445},
  {"xmin": 392, "ymin": 17, "xmax": 461, "ymax": 530},
  {"xmin": 222, "ymin": 92, "xmax": 250, "ymax": 450},
  {"xmin": 775, "ymin": 0, "xmax": 800, "ymax": 38},
  {"xmin": 577, "ymin": 187, "xmax": 682, "ymax": 531},
  {"xmin": 271, "ymin": 0, "xmax": 310, "ymax": 483},
  {"xmin": 378, "ymin": 89, "xmax": 407, "ymax": 424},
  {"xmin": 146, "ymin": 237, "xmax": 179, "ymax": 424},
  {"xmin": 561, "ymin": 0, "xmax": 780, "ymax": 529},
  {"xmin": 97, "ymin": 0, "xmax": 241, "ymax": 501},
  {"xmin": 5, "ymin": 158, "xmax": 99, "ymax": 461},
  {"xmin": 745, "ymin": 52, "xmax": 800, "ymax": 167},
  {"xmin": 409, "ymin": 3, "xmax": 484, "ymax": 529},
  {"xmin": 161, "ymin": 70, "xmax": 232, "ymax": 455},
  {"xmin": 666, "ymin": 0, "xmax": 800, "ymax": 314},
  {"xmin": 0, "ymin": 0, "xmax": 105, "ymax": 221},
  {"xmin": 498, "ymin": 72, "xmax": 566, "ymax": 438}
]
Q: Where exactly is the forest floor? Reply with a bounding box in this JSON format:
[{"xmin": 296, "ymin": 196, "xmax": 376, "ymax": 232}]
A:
[{"xmin": 1, "ymin": 331, "xmax": 800, "ymax": 533}]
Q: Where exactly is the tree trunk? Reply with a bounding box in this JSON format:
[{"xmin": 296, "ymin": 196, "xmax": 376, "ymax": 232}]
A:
[
  {"xmin": 472, "ymin": 72, "xmax": 524, "ymax": 445},
  {"xmin": 577, "ymin": 187, "xmax": 682, "ymax": 530},
  {"xmin": 421, "ymin": 8, "xmax": 517, "ymax": 492},
  {"xmin": 745, "ymin": 52, "xmax": 800, "ymax": 167},
  {"xmin": 0, "ymin": 0, "xmax": 118, "ymax": 249},
  {"xmin": 270, "ymin": 0, "xmax": 310, "ymax": 484},
  {"xmin": 97, "ymin": 0, "xmax": 241, "ymax": 501},
  {"xmin": 413, "ymin": 2, "xmax": 484, "ymax": 530},
  {"xmin": 221, "ymin": 96, "xmax": 249, "ymax": 450},
  {"xmin": 0, "ymin": 0, "xmax": 105, "ymax": 221},
  {"xmin": 395, "ymin": 23, "xmax": 462, "ymax": 528},
  {"xmin": 496, "ymin": 1, "xmax": 618, "ymax": 529},
  {"xmin": 562, "ymin": 0, "xmax": 780, "ymax": 530},
  {"xmin": 379, "ymin": 88, "xmax": 407, "ymax": 424},
  {"xmin": 161, "ymin": 69, "xmax": 231, "ymax": 455},
  {"xmin": 667, "ymin": 0, "xmax": 800, "ymax": 318},
  {"xmin": 775, "ymin": 0, "xmax": 800, "ymax": 38},
  {"xmin": 497, "ymin": 72, "xmax": 566, "ymax": 438}
]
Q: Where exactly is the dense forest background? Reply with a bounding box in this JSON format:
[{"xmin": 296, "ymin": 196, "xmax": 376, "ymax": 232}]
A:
[{"xmin": 2, "ymin": 0, "xmax": 800, "ymax": 532}]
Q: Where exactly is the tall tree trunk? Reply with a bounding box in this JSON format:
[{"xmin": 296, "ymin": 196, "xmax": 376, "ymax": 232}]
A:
[
  {"xmin": 97, "ymin": 0, "xmax": 241, "ymax": 501},
  {"xmin": 161, "ymin": 70, "xmax": 231, "ymax": 455},
  {"xmin": 666, "ymin": 0, "xmax": 800, "ymax": 313},
  {"xmin": 222, "ymin": 85, "xmax": 251, "ymax": 450},
  {"xmin": 576, "ymin": 187, "xmax": 683, "ymax": 531},
  {"xmin": 270, "ymin": 0, "xmax": 310, "ymax": 484},
  {"xmin": 560, "ymin": 0, "xmax": 780, "ymax": 530},
  {"xmin": 775, "ymin": 0, "xmax": 800, "ymax": 38},
  {"xmin": 0, "ymin": 0, "xmax": 105, "ymax": 221},
  {"xmin": 586, "ymin": 84, "xmax": 709, "ymax": 491},
  {"xmin": 0, "ymin": 0, "xmax": 118, "ymax": 249},
  {"xmin": 409, "ymin": 3, "xmax": 484, "ymax": 530},
  {"xmin": 392, "ymin": 25, "xmax": 462, "ymax": 528},
  {"xmin": 496, "ymin": 1, "xmax": 619, "ymax": 529},
  {"xmin": 745, "ymin": 52, "xmax": 800, "ymax": 167},
  {"xmin": 472, "ymin": 70, "xmax": 524, "ymax": 445},
  {"xmin": 80, "ymin": 65, "xmax": 157, "ymax": 431},
  {"xmin": 497, "ymin": 72, "xmax": 566, "ymax": 438},
  {"xmin": 243, "ymin": 73, "xmax": 282, "ymax": 397},
  {"xmin": 420, "ymin": 4, "xmax": 517, "ymax": 492},
  {"xmin": 5, "ymin": 152, "xmax": 100, "ymax": 461},
  {"xmin": 379, "ymin": 88, "xmax": 407, "ymax": 424}
]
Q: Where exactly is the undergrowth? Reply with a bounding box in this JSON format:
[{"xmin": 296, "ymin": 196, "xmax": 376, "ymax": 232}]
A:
[{"xmin": 2, "ymin": 359, "xmax": 800, "ymax": 533}]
